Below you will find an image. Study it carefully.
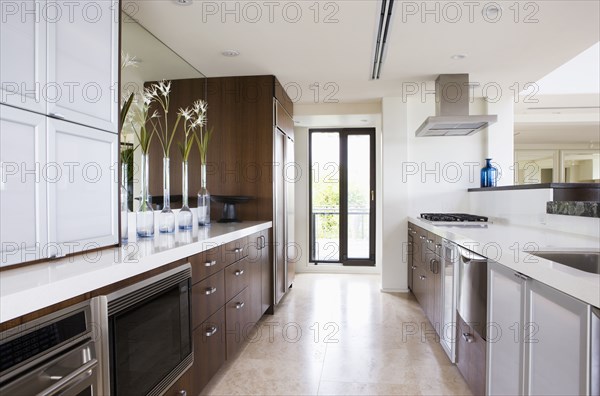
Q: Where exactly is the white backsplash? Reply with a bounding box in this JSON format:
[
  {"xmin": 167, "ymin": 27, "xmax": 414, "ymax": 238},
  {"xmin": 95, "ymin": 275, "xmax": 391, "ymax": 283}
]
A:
[{"xmin": 469, "ymin": 188, "xmax": 599, "ymax": 239}]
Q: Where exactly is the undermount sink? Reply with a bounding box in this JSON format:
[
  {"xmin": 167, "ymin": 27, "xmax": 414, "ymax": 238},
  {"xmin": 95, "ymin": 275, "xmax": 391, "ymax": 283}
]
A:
[{"xmin": 530, "ymin": 251, "xmax": 600, "ymax": 275}]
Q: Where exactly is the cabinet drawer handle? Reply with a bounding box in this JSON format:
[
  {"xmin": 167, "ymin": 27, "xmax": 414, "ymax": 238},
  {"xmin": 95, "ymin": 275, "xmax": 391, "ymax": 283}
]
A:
[
  {"xmin": 419, "ymin": 275, "xmax": 426, "ymax": 280},
  {"xmin": 462, "ymin": 332, "xmax": 474, "ymax": 343},
  {"xmin": 411, "ymin": 230, "xmax": 417, "ymax": 235},
  {"xmin": 234, "ymin": 269, "xmax": 244, "ymax": 276},
  {"xmin": 426, "ymin": 239, "xmax": 433, "ymax": 244},
  {"xmin": 204, "ymin": 260, "xmax": 217, "ymax": 267},
  {"xmin": 204, "ymin": 286, "xmax": 217, "ymax": 295},
  {"xmin": 49, "ymin": 112, "xmax": 65, "ymax": 120},
  {"xmin": 419, "ymin": 235, "xmax": 426, "ymax": 240},
  {"xmin": 231, "ymin": 247, "xmax": 243, "ymax": 253},
  {"xmin": 235, "ymin": 301, "xmax": 245, "ymax": 309},
  {"xmin": 205, "ymin": 326, "xmax": 218, "ymax": 337},
  {"xmin": 411, "ymin": 266, "xmax": 417, "ymax": 270},
  {"xmin": 435, "ymin": 243, "xmax": 442, "ymax": 248},
  {"xmin": 407, "ymin": 242, "xmax": 413, "ymax": 246}
]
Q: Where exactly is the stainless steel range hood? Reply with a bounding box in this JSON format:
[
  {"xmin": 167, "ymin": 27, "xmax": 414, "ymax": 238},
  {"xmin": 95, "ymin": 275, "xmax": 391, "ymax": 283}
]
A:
[{"xmin": 415, "ymin": 74, "xmax": 497, "ymax": 137}]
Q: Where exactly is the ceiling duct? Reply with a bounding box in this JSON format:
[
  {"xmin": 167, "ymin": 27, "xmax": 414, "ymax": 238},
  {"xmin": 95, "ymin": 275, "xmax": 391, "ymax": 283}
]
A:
[
  {"xmin": 371, "ymin": 0, "xmax": 394, "ymax": 80},
  {"xmin": 415, "ymin": 74, "xmax": 498, "ymax": 137}
]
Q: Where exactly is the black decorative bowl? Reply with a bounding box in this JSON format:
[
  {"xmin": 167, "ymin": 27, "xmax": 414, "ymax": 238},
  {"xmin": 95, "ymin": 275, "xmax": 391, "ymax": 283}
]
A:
[{"xmin": 211, "ymin": 195, "xmax": 254, "ymax": 223}]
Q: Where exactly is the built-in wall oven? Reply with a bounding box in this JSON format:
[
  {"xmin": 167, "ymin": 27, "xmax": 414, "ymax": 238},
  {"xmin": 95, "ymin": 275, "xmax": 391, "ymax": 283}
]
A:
[
  {"xmin": 98, "ymin": 264, "xmax": 193, "ymax": 396},
  {"xmin": 0, "ymin": 299, "xmax": 104, "ymax": 395}
]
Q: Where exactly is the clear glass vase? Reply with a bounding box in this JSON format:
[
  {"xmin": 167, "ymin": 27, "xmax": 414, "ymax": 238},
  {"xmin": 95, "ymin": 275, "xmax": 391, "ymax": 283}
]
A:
[
  {"xmin": 197, "ymin": 163, "xmax": 211, "ymax": 226},
  {"xmin": 178, "ymin": 161, "xmax": 193, "ymax": 230},
  {"xmin": 136, "ymin": 153, "xmax": 154, "ymax": 237},
  {"xmin": 120, "ymin": 163, "xmax": 129, "ymax": 242},
  {"xmin": 159, "ymin": 157, "xmax": 175, "ymax": 233}
]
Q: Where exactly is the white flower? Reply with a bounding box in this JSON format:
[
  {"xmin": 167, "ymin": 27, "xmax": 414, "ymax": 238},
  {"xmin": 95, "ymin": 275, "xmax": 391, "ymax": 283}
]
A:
[{"xmin": 179, "ymin": 107, "xmax": 191, "ymax": 121}]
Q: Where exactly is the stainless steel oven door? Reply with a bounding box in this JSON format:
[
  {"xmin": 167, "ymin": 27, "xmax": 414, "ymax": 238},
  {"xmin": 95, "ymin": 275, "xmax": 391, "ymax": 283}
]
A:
[{"xmin": 0, "ymin": 340, "xmax": 99, "ymax": 396}]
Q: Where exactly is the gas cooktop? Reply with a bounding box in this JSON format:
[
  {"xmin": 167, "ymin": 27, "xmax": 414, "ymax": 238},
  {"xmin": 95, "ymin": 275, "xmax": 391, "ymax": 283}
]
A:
[{"xmin": 420, "ymin": 213, "xmax": 488, "ymax": 222}]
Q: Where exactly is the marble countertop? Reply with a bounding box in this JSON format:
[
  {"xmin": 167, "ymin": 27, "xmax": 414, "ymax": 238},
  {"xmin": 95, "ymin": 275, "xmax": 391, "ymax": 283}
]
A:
[
  {"xmin": 408, "ymin": 216, "xmax": 600, "ymax": 308},
  {"xmin": 0, "ymin": 221, "xmax": 272, "ymax": 323}
]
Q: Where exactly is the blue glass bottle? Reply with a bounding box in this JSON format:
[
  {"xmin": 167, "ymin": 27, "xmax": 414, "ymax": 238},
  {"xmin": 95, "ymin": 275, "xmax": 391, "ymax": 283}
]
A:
[{"xmin": 480, "ymin": 158, "xmax": 498, "ymax": 187}]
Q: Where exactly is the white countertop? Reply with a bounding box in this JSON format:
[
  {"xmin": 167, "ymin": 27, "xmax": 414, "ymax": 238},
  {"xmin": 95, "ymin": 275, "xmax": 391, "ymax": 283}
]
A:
[
  {"xmin": 0, "ymin": 221, "xmax": 272, "ymax": 324},
  {"xmin": 409, "ymin": 216, "xmax": 600, "ymax": 308}
]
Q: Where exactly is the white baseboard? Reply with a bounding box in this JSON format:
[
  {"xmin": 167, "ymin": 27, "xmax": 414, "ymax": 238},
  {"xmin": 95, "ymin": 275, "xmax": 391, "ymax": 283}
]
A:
[{"xmin": 380, "ymin": 287, "xmax": 410, "ymax": 293}]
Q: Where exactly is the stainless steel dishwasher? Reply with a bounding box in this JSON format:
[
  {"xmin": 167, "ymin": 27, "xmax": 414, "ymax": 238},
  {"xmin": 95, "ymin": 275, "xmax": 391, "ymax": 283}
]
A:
[{"xmin": 457, "ymin": 245, "xmax": 489, "ymax": 340}]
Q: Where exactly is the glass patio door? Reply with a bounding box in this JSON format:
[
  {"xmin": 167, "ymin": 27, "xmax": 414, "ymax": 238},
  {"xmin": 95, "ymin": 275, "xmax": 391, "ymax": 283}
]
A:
[{"xmin": 309, "ymin": 128, "xmax": 375, "ymax": 266}]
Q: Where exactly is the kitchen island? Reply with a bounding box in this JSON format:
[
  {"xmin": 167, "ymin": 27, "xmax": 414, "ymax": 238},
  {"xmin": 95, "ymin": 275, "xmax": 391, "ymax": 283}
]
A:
[{"xmin": 409, "ymin": 216, "xmax": 599, "ymax": 307}]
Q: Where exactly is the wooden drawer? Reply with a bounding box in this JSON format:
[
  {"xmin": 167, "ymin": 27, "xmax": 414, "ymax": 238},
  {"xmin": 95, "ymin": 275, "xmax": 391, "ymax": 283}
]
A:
[
  {"xmin": 225, "ymin": 257, "xmax": 250, "ymax": 302},
  {"xmin": 225, "ymin": 287, "xmax": 253, "ymax": 359},
  {"xmin": 190, "ymin": 246, "xmax": 223, "ymax": 284},
  {"xmin": 192, "ymin": 270, "xmax": 225, "ymax": 330},
  {"xmin": 163, "ymin": 367, "xmax": 193, "ymax": 396},
  {"xmin": 222, "ymin": 236, "xmax": 248, "ymax": 266},
  {"xmin": 193, "ymin": 307, "xmax": 226, "ymax": 394}
]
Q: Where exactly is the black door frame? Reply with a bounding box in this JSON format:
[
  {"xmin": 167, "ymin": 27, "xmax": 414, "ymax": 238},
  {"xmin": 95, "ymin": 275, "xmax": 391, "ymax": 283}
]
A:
[{"xmin": 308, "ymin": 128, "xmax": 376, "ymax": 266}]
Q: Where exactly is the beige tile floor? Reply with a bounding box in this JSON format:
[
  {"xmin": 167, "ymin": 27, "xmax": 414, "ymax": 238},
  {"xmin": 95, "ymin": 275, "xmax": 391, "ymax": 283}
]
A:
[{"xmin": 202, "ymin": 273, "xmax": 473, "ymax": 396}]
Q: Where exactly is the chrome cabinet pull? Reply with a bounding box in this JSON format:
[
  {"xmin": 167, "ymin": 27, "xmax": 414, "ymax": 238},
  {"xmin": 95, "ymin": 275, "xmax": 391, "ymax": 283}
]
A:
[
  {"xmin": 419, "ymin": 275, "xmax": 426, "ymax": 280},
  {"xmin": 234, "ymin": 269, "xmax": 244, "ymax": 276},
  {"xmin": 411, "ymin": 266, "xmax": 417, "ymax": 270},
  {"xmin": 462, "ymin": 332, "xmax": 474, "ymax": 343},
  {"xmin": 176, "ymin": 391, "xmax": 187, "ymax": 396},
  {"xmin": 426, "ymin": 238, "xmax": 433, "ymax": 244},
  {"xmin": 411, "ymin": 230, "xmax": 417, "ymax": 234},
  {"xmin": 205, "ymin": 326, "xmax": 218, "ymax": 337},
  {"xmin": 232, "ymin": 247, "xmax": 243, "ymax": 253},
  {"xmin": 419, "ymin": 235, "xmax": 426, "ymax": 240},
  {"xmin": 235, "ymin": 301, "xmax": 245, "ymax": 309},
  {"xmin": 204, "ymin": 287, "xmax": 217, "ymax": 295},
  {"xmin": 204, "ymin": 260, "xmax": 217, "ymax": 267},
  {"xmin": 435, "ymin": 243, "xmax": 442, "ymax": 249}
]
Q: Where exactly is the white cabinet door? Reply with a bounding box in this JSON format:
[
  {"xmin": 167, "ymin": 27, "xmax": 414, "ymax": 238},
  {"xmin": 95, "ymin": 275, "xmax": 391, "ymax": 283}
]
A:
[
  {"xmin": 526, "ymin": 280, "xmax": 590, "ymax": 395},
  {"xmin": 47, "ymin": 0, "xmax": 119, "ymax": 133},
  {"xmin": 47, "ymin": 119, "xmax": 118, "ymax": 255},
  {"xmin": 0, "ymin": 105, "xmax": 48, "ymax": 265},
  {"xmin": 487, "ymin": 261, "xmax": 526, "ymax": 396},
  {"xmin": 0, "ymin": 0, "xmax": 47, "ymax": 113}
]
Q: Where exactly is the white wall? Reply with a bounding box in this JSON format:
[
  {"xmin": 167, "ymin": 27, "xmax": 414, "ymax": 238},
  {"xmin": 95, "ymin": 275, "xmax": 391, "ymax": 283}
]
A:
[
  {"xmin": 293, "ymin": 103, "xmax": 383, "ymax": 275},
  {"xmin": 293, "ymin": 94, "xmax": 515, "ymax": 291},
  {"xmin": 485, "ymin": 99, "xmax": 515, "ymax": 186}
]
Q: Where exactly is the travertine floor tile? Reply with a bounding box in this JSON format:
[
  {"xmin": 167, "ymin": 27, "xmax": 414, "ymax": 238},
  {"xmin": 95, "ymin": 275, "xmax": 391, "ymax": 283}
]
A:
[{"xmin": 202, "ymin": 273, "xmax": 471, "ymax": 396}]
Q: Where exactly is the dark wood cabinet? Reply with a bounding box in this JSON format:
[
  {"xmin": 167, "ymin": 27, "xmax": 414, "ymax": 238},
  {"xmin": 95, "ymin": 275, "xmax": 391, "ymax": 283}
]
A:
[
  {"xmin": 193, "ymin": 307, "xmax": 226, "ymax": 394},
  {"xmin": 225, "ymin": 286, "xmax": 253, "ymax": 359},
  {"xmin": 192, "ymin": 270, "xmax": 225, "ymax": 329},
  {"xmin": 187, "ymin": 229, "xmax": 270, "ymax": 395},
  {"xmin": 151, "ymin": 75, "xmax": 293, "ymax": 312},
  {"xmin": 163, "ymin": 368, "xmax": 193, "ymax": 396}
]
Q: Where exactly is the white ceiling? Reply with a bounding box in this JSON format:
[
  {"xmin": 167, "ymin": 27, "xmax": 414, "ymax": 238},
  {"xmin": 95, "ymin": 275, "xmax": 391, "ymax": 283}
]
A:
[{"xmin": 128, "ymin": 0, "xmax": 599, "ymax": 104}]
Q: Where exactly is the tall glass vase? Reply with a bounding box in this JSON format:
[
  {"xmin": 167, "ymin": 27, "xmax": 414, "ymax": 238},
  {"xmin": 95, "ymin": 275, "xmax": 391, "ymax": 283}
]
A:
[
  {"xmin": 136, "ymin": 153, "xmax": 154, "ymax": 237},
  {"xmin": 159, "ymin": 157, "xmax": 175, "ymax": 233},
  {"xmin": 120, "ymin": 163, "xmax": 129, "ymax": 242},
  {"xmin": 197, "ymin": 163, "xmax": 211, "ymax": 226},
  {"xmin": 178, "ymin": 161, "xmax": 193, "ymax": 230}
]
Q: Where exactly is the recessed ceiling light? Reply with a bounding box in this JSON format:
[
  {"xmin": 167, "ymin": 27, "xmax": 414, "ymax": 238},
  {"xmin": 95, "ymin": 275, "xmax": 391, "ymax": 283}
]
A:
[
  {"xmin": 174, "ymin": 0, "xmax": 192, "ymax": 5},
  {"xmin": 222, "ymin": 50, "xmax": 240, "ymax": 57},
  {"xmin": 451, "ymin": 54, "xmax": 467, "ymax": 60}
]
